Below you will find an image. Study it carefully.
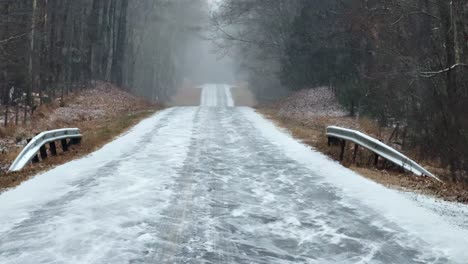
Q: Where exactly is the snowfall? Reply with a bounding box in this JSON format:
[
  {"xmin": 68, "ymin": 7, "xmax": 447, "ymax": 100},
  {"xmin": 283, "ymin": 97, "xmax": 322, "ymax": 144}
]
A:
[{"xmin": 0, "ymin": 84, "xmax": 467, "ymax": 263}]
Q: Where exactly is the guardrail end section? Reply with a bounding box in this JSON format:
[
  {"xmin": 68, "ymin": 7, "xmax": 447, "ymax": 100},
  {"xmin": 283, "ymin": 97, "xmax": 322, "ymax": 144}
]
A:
[
  {"xmin": 325, "ymin": 126, "xmax": 440, "ymax": 182},
  {"xmin": 8, "ymin": 128, "xmax": 82, "ymax": 172}
]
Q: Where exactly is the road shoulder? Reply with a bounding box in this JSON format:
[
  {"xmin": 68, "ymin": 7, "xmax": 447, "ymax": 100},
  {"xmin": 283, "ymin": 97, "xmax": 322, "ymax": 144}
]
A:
[{"xmin": 0, "ymin": 82, "xmax": 163, "ymax": 191}]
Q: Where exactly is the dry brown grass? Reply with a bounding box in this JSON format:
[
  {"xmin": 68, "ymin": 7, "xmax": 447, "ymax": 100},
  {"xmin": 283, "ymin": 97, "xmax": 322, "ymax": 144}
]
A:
[
  {"xmin": 230, "ymin": 85, "xmax": 257, "ymax": 106},
  {"xmin": 0, "ymin": 126, "xmax": 16, "ymax": 138},
  {"xmin": 0, "ymin": 109, "xmax": 160, "ymax": 190},
  {"xmin": 168, "ymin": 83, "xmax": 257, "ymax": 107},
  {"xmin": 168, "ymin": 87, "xmax": 201, "ymax": 106},
  {"xmin": 258, "ymin": 107, "xmax": 468, "ymax": 203},
  {"xmin": 0, "ymin": 83, "xmax": 163, "ymax": 190}
]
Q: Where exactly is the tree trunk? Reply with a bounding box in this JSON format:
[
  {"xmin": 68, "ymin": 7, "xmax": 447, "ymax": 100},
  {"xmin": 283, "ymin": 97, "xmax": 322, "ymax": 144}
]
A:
[{"xmin": 26, "ymin": 0, "xmax": 39, "ymax": 124}]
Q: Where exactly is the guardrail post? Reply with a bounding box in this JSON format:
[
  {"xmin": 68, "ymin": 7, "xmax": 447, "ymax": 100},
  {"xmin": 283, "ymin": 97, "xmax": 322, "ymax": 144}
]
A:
[
  {"xmin": 352, "ymin": 144, "xmax": 359, "ymax": 163},
  {"xmin": 49, "ymin": 141, "xmax": 57, "ymax": 156},
  {"xmin": 328, "ymin": 136, "xmax": 341, "ymax": 146},
  {"xmin": 374, "ymin": 154, "xmax": 379, "ymax": 166},
  {"xmin": 39, "ymin": 145, "xmax": 48, "ymax": 160},
  {"xmin": 381, "ymin": 159, "xmax": 387, "ymax": 169},
  {"xmin": 26, "ymin": 138, "xmax": 40, "ymax": 163},
  {"xmin": 71, "ymin": 137, "xmax": 81, "ymax": 145},
  {"xmin": 61, "ymin": 139, "xmax": 69, "ymax": 152},
  {"xmin": 339, "ymin": 140, "xmax": 346, "ymax": 161}
]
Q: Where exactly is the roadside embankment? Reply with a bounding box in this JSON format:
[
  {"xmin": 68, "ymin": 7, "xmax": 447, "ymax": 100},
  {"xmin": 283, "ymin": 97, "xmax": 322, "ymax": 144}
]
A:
[
  {"xmin": 168, "ymin": 83, "xmax": 202, "ymax": 106},
  {"xmin": 230, "ymin": 83, "xmax": 257, "ymax": 107},
  {"xmin": 258, "ymin": 87, "xmax": 468, "ymax": 203},
  {"xmin": 0, "ymin": 82, "xmax": 163, "ymax": 190}
]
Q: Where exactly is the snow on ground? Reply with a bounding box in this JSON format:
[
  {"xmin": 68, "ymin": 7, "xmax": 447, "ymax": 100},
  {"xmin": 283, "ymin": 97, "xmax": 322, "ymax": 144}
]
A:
[
  {"xmin": 277, "ymin": 87, "xmax": 346, "ymax": 119},
  {"xmin": 0, "ymin": 107, "xmax": 196, "ymax": 263},
  {"xmin": 242, "ymin": 107, "xmax": 468, "ymax": 262},
  {"xmin": 47, "ymin": 82, "xmax": 150, "ymax": 125},
  {"xmin": 401, "ymin": 191, "xmax": 468, "ymax": 230},
  {"xmin": 0, "ymin": 81, "xmax": 155, "ymax": 175},
  {"xmin": 0, "ymin": 84, "xmax": 467, "ymax": 263}
]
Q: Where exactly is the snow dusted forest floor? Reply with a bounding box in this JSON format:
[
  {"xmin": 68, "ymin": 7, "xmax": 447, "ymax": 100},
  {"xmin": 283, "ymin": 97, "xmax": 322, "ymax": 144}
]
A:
[
  {"xmin": 0, "ymin": 82, "xmax": 161, "ymax": 188},
  {"xmin": 277, "ymin": 87, "xmax": 347, "ymax": 119},
  {"xmin": 259, "ymin": 87, "xmax": 468, "ymax": 204}
]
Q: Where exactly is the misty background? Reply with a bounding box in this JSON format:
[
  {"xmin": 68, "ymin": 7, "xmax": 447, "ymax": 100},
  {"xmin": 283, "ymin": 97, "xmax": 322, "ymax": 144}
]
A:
[
  {"xmin": 1, "ymin": 0, "xmax": 467, "ymax": 177},
  {"xmin": 0, "ymin": 0, "xmax": 242, "ymax": 127},
  {"xmin": 125, "ymin": 0, "xmax": 236, "ymax": 101}
]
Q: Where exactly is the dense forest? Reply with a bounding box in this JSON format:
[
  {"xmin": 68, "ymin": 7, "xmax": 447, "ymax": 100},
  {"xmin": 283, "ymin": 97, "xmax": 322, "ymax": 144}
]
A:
[
  {"xmin": 0, "ymin": 0, "xmax": 206, "ymax": 126},
  {"xmin": 213, "ymin": 0, "xmax": 468, "ymax": 179},
  {"xmin": 1, "ymin": 0, "xmax": 467, "ymax": 179}
]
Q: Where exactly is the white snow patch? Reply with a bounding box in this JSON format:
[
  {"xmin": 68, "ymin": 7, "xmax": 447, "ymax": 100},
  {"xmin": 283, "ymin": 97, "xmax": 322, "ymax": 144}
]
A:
[
  {"xmin": 402, "ymin": 191, "xmax": 468, "ymax": 230},
  {"xmin": 284, "ymin": 216, "xmax": 301, "ymax": 227},
  {"xmin": 231, "ymin": 208, "xmax": 245, "ymax": 217}
]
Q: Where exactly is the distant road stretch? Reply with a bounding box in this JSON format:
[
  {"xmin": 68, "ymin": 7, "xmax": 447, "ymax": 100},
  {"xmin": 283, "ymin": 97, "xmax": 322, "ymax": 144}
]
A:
[{"xmin": 0, "ymin": 84, "xmax": 467, "ymax": 263}]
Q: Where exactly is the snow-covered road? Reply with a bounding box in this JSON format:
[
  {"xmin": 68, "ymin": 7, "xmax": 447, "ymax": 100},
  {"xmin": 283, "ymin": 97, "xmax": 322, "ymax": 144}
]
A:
[
  {"xmin": 201, "ymin": 84, "xmax": 234, "ymax": 107},
  {"xmin": 0, "ymin": 85, "xmax": 467, "ymax": 263}
]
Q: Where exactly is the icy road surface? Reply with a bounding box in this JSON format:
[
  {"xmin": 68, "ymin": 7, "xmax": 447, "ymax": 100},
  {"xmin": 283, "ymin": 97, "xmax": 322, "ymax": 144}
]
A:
[
  {"xmin": 0, "ymin": 85, "xmax": 467, "ymax": 264},
  {"xmin": 201, "ymin": 84, "xmax": 234, "ymax": 107}
]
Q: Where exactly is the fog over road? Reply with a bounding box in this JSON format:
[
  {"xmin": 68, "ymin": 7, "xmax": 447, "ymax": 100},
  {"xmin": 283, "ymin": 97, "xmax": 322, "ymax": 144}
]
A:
[{"xmin": 0, "ymin": 85, "xmax": 467, "ymax": 263}]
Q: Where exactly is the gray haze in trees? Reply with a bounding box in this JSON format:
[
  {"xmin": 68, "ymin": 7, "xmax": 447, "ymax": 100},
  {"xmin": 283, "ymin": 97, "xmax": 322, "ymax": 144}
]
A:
[
  {"xmin": 211, "ymin": 0, "xmax": 468, "ymax": 179},
  {"xmin": 182, "ymin": 10, "xmax": 236, "ymax": 85},
  {"xmin": 0, "ymin": 0, "xmax": 236, "ymax": 126},
  {"xmin": 184, "ymin": 36, "xmax": 236, "ymax": 85},
  {"xmin": 125, "ymin": 0, "xmax": 235, "ymax": 101}
]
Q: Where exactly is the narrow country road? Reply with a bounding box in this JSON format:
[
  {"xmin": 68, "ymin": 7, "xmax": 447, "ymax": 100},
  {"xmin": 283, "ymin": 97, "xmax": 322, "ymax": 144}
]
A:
[{"xmin": 0, "ymin": 85, "xmax": 467, "ymax": 263}]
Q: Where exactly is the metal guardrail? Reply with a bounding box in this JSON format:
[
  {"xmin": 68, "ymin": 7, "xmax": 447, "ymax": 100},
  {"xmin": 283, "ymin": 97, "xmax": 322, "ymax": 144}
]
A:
[
  {"xmin": 9, "ymin": 128, "xmax": 82, "ymax": 172},
  {"xmin": 326, "ymin": 126, "xmax": 441, "ymax": 182}
]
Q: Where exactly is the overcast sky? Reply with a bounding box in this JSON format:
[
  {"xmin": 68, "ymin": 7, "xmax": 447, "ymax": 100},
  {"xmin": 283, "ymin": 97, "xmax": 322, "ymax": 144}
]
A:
[{"xmin": 183, "ymin": 0, "xmax": 236, "ymax": 85}]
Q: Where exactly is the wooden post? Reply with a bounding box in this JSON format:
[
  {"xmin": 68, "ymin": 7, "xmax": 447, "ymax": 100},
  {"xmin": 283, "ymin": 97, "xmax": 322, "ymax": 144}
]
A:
[
  {"xmin": 39, "ymin": 145, "xmax": 47, "ymax": 160},
  {"xmin": 32, "ymin": 154, "xmax": 40, "ymax": 163},
  {"xmin": 374, "ymin": 153, "xmax": 379, "ymax": 167},
  {"xmin": 27, "ymin": 138, "xmax": 40, "ymax": 163},
  {"xmin": 339, "ymin": 140, "xmax": 346, "ymax": 161},
  {"xmin": 381, "ymin": 159, "xmax": 387, "ymax": 170},
  {"xmin": 387, "ymin": 123, "xmax": 400, "ymax": 143},
  {"xmin": 352, "ymin": 144, "xmax": 359, "ymax": 164},
  {"xmin": 71, "ymin": 137, "xmax": 81, "ymax": 145},
  {"xmin": 61, "ymin": 139, "xmax": 68, "ymax": 152},
  {"xmin": 49, "ymin": 141, "xmax": 57, "ymax": 156}
]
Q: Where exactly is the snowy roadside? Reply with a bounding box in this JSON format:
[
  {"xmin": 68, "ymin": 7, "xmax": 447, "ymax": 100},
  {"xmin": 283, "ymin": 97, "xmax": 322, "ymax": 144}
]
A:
[
  {"xmin": 257, "ymin": 87, "xmax": 468, "ymax": 205},
  {"xmin": 242, "ymin": 107, "xmax": 468, "ymax": 262},
  {"xmin": 258, "ymin": 85, "xmax": 468, "ymax": 237},
  {"xmin": 401, "ymin": 191, "xmax": 468, "ymax": 230},
  {"xmin": 0, "ymin": 82, "xmax": 162, "ymax": 189}
]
